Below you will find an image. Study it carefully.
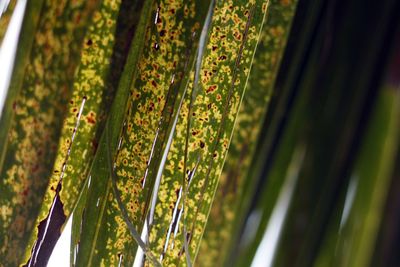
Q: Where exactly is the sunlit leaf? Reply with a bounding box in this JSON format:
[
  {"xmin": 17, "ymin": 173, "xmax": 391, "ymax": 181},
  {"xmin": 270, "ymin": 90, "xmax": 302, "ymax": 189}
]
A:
[
  {"xmin": 197, "ymin": 0, "xmax": 298, "ymax": 265},
  {"xmin": 1, "ymin": 0, "xmax": 399, "ymax": 265},
  {"xmin": 0, "ymin": 0, "xmax": 98, "ymax": 264},
  {"xmin": 0, "ymin": 0, "xmax": 16, "ymax": 44},
  {"xmin": 72, "ymin": 0, "xmax": 270, "ymax": 265}
]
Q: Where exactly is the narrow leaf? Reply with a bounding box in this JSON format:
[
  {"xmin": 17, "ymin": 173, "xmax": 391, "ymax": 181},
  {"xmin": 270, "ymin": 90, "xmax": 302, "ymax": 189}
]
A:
[
  {"xmin": 0, "ymin": 0, "xmax": 98, "ymax": 264},
  {"xmin": 197, "ymin": 0, "xmax": 298, "ymax": 265}
]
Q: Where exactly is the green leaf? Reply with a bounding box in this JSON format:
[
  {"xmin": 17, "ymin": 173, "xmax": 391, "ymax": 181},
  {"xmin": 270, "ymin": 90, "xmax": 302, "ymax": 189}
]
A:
[
  {"xmin": 229, "ymin": 1, "xmax": 400, "ymax": 266},
  {"xmin": 72, "ymin": 0, "xmax": 160, "ymax": 265},
  {"xmin": 18, "ymin": 0, "xmax": 152, "ymax": 265},
  {"xmin": 313, "ymin": 34, "xmax": 400, "ymax": 265},
  {"xmin": 197, "ymin": 0, "xmax": 298, "ymax": 265},
  {"xmin": 72, "ymin": 0, "xmax": 270, "ymax": 266},
  {"xmin": 0, "ymin": 0, "xmax": 16, "ymax": 44},
  {"xmin": 73, "ymin": 0, "xmax": 216, "ymax": 263},
  {"xmin": 146, "ymin": 1, "xmax": 269, "ymax": 265},
  {"xmin": 315, "ymin": 86, "xmax": 400, "ymax": 267},
  {"xmin": 16, "ymin": 0, "xmax": 144, "ymax": 265},
  {"xmin": 2, "ymin": 0, "xmax": 397, "ymax": 265},
  {"xmin": 221, "ymin": 0, "xmax": 327, "ymax": 264},
  {"xmin": 0, "ymin": 0, "xmax": 99, "ymax": 264}
]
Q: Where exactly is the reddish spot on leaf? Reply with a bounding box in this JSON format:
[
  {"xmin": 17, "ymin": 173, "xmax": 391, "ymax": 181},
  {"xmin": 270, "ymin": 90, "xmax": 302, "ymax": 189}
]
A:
[
  {"xmin": 87, "ymin": 113, "xmax": 96, "ymax": 124},
  {"xmin": 207, "ymin": 85, "xmax": 217, "ymax": 93},
  {"xmin": 22, "ymin": 188, "xmax": 29, "ymax": 196}
]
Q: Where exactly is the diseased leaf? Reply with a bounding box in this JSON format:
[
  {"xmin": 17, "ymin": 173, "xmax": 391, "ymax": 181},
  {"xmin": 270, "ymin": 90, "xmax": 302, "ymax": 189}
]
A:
[
  {"xmin": 73, "ymin": 0, "xmax": 271, "ymax": 265},
  {"xmin": 0, "ymin": 0, "xmax": 16, "ymax": 44},
  {"xmin": 69, "ymin": 0, "xmax": 144, "ymax": 265},
  {"xmin": 0, "ymin": 0, "xmax": 98, "ymax": 264},
  {"xmin": 71, "ymin": 0, "xmax": 157, "ymax": 265},
  {"xmin": 147, "ymin": 0, "xmax": 269, "ymax": 265},
  {"xmin": 197, "ymin": 0, "xmax": 298, "ymax": 265},
  {"xmin": 1, "ymin": 0, "xmax": 397, "ymax": 265},
  {"xmin": 19, "ymin": 0, "xmax": 143, "ymax": 264},
  {"xmin": 74, "ymin": 0, "xmax": 214, "ymax": 264}
]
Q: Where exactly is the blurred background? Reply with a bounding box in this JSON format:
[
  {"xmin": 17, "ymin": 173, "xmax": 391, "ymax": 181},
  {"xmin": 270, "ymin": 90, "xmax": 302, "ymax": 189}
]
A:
[{"xmin": 219, "ymin": 0, "xmax": 400, "ymax": 266}]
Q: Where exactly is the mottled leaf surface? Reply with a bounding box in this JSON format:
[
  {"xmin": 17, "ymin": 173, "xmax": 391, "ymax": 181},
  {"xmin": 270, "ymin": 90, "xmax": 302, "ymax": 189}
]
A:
[
  {"xmin": 197, "ymin": 0, "xmax": 298, "ymax": 265},
  {"xmin": 147, "ymin": 0, "xmax": 269, "ymax": 265},
  {"xmin": 74, "ymin": 0, "xmax": 215, "ymax": 264},
  {"xmin": 20, "ymin": 0, "xmax": 141, "ymax": 265},
  {"xmin": 0, "ymin": 0, "xmax": 98, "ymax": 264},
  {"xmin": 0, "ymin": 0, "xmax": 16, "ymax": 44}
]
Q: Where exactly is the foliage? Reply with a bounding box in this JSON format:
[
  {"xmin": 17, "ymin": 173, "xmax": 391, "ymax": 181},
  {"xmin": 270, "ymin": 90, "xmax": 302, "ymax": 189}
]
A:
[{"xmin": 0, "ymin": 0, "xmax": 399, "ymax": 266}]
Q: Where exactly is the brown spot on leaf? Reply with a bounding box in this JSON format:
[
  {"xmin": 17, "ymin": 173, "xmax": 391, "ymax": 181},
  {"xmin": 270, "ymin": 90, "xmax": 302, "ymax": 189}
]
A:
[
  {"xmin": 87, "ymin": 116, "xmax": 95, "ymax": 124},
  {"xmin": 200, "ymin": 141, "xmax": 205, "ymax": 148},
  {"xmin": 233, "ymin": 31, "xmax": 242, "ymax": 40},
  {"xmin": 206, "ymin": 85, "xmax": 217, "ymax": 93},
  {"xmin": 22, "ymin": 188, "xmax": 29, "ymax": 196}
]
